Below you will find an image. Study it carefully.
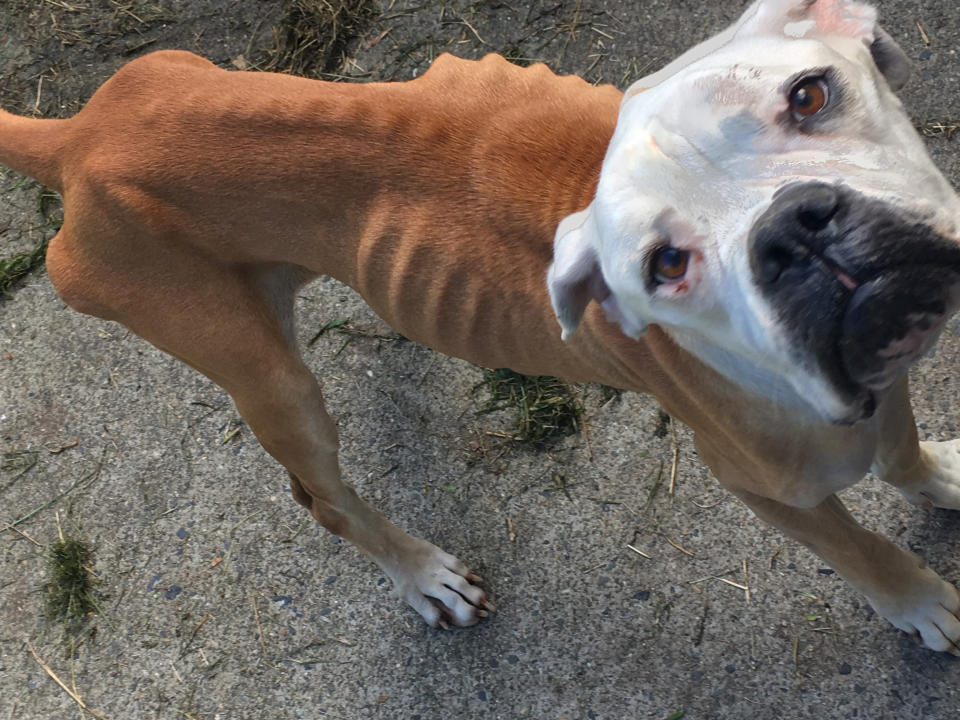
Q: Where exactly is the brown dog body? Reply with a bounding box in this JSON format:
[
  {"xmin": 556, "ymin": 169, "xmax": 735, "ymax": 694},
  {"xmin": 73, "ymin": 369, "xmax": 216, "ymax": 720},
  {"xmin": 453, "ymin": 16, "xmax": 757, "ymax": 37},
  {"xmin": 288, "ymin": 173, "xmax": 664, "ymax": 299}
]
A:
[{"xmin": 3, "ymin": 49, "xmax": 959, "ymax": 645}]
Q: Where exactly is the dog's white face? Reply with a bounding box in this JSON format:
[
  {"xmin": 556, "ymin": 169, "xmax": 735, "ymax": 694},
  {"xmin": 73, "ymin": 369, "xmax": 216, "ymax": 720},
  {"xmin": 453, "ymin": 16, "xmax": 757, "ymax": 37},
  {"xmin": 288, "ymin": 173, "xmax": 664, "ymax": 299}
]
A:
[{"xmin": 549, "ymin": 0, "xmax": 960, "ymax": 424}]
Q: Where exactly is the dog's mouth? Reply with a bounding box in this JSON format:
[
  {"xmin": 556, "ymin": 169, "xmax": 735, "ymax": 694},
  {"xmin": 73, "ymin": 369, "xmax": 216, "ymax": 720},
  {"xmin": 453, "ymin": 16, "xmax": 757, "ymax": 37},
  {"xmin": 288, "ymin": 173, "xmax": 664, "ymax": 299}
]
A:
[
  {"xmin": 817, "ymin": 251, "xmax": 960, "ymax": 424},
  {"xmin": 748, "ymin": 182, "xmax": 960, "ymax": 424},
  {"xmin": 838, "ymin": 272, "xmax": 959, "ymax": 392}
]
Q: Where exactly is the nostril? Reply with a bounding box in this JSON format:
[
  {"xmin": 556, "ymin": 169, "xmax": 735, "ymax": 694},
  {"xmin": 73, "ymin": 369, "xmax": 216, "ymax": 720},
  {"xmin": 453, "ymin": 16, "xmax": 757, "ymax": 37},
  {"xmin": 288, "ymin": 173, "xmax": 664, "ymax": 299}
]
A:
[
  {"xmin": 798, "ymin": 206, "xmax": 836, "ymax": 232},
  {"xmin": 796, "ymin": 186, "xmax": 840, "ymax": 233},
  {"xmin": 758, "ymin": 243, "xmax": 803, "ymax": 284},
  {"xmin": 751, "ymin": 183, "xmax": 846, "ymax": 286}
]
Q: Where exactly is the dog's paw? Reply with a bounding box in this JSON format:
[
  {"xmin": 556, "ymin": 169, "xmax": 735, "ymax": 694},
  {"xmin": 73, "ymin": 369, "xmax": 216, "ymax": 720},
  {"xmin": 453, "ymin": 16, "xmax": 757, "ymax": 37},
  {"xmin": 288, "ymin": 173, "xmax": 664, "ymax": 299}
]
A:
[
  {"xmin": 387, "ymin": 538, "xmax": 492, "ymax": 628},
  {"xmin": 899, "ymin": 440, "xmax": 960, "ymax": 510},
  {"xmin": 869, "ymin": 560, "xmax": 960, "ymax": 654}
]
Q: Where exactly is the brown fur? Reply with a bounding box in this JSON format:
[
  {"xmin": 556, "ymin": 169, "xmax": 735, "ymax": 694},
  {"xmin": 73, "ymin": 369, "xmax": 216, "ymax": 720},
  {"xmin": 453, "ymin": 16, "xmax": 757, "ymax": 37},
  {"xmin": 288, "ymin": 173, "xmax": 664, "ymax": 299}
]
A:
[{"xmin": 1, "ymin": 50, "xmax": 954, "ymax": 640}]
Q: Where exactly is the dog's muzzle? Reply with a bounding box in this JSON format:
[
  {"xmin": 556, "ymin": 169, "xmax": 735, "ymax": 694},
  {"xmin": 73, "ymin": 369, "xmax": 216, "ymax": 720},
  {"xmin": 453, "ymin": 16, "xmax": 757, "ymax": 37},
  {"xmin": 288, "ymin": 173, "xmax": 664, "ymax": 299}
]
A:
[{"xmin": 749, "ymin": 181, "xmax": 960, "ymax": 422}]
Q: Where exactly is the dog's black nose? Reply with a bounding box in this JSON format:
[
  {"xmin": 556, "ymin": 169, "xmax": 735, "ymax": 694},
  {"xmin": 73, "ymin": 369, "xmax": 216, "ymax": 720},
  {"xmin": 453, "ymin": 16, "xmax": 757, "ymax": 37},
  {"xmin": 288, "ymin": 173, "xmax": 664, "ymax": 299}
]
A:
[
  {"xmin": 748, "ymin": 181, "xmax": 960, "ymax": 403},
  {"xmin": 752, "ymin": 183, "xmax": 841, "ymax": 285},
  {"xmin": 795, "ymin": 184, "xmax": 840, "ymax": 232}
]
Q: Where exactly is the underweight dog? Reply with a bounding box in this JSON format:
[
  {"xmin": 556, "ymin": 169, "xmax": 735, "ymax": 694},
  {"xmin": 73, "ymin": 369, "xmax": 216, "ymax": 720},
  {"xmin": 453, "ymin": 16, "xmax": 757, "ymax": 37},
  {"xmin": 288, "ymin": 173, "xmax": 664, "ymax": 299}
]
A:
[{"xmin": 2, "ymin": 0, "xmax": 960, "ymax": 651}]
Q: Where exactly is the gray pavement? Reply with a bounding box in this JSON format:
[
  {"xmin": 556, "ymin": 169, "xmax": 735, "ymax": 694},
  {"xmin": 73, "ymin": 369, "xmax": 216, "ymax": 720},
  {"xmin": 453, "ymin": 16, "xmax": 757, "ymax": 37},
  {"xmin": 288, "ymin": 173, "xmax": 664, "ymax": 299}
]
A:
[{"xmin": 1, "ymin": 1, "xmax": 959, "ymax": 718}]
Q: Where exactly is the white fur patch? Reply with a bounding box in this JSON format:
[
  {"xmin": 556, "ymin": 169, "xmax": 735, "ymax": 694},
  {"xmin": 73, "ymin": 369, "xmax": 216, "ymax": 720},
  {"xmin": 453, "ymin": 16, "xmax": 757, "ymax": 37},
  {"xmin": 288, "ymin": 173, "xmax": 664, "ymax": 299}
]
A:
[
  {"xmin": 554, "ymin": 207, "xmax": 591, "ymax": 240},
  {"xmin": 783, "ymin": 19, "xmax": 816, "ymax": 37},
  {"xmin": 548, "ymin": 0, "xmax": 960, "ymax": 422}
]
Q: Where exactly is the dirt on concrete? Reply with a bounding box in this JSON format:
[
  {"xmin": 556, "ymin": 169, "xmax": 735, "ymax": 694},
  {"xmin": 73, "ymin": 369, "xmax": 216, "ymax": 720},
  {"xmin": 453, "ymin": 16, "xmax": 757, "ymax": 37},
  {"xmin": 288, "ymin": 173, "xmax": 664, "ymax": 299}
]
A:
[{"xmin": 1, "ymin": 1, "xmax": 959, "ymax": 719}]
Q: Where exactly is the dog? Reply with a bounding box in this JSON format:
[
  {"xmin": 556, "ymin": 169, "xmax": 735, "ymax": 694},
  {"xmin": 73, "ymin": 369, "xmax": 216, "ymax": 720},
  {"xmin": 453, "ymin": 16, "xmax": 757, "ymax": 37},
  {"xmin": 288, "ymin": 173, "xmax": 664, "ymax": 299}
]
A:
[{"xmin": 2, "ymin": 0, "xmax": 960, "ymax": 651}]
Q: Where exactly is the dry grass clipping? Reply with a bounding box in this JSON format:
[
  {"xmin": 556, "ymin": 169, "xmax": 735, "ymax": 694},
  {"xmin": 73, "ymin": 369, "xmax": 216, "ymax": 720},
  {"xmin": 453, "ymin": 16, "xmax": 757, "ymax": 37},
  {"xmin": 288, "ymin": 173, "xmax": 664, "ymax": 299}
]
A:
[
  {"xmin": 267, "ymin": 0, "xmax": 378, "ymax": 77},
  {"xmin": 478, "ymin": 368, "xmax": 582, "ymax": 446},
  {"xmin": 921, "ymin": 120, "xmax": 959, "ymax": 140}
]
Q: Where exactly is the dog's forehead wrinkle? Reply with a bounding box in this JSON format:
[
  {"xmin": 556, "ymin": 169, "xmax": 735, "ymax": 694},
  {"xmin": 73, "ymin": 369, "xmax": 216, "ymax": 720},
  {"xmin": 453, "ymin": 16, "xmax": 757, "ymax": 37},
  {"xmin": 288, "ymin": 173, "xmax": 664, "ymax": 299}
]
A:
[{"xmin": 702, "ymin": 80, "xmax": 764, "ymax": 109}]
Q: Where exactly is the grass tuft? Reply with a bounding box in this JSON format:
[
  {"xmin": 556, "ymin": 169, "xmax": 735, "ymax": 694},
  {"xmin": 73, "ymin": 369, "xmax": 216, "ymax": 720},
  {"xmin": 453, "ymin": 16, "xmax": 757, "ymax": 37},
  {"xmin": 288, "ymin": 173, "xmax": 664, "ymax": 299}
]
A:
[
  {"xmin": 0, "ymin": 178, "xmax": 62, "ymax": 298},
  {"xmin": 43, "ymin": 536, "xmax": 99, "ymax": 626},
  {"xmin": 477, "ymin": 368, "xmax": 582, "ymax": 446},
  {"xmin": 267, "ymin": 0, "xmax": 378, "ymax": 77},
  {"xmin": 0, "ymin": 241, "xmax": 48, "ymax": 296}
]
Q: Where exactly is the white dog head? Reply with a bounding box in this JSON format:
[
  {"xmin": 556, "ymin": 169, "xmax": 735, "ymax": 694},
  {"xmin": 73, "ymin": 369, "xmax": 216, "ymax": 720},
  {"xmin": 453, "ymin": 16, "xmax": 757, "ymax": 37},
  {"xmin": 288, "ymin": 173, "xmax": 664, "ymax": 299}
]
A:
[{"xmin": 548, "ymin": 0, "xmax": 960, "ymax": 424}]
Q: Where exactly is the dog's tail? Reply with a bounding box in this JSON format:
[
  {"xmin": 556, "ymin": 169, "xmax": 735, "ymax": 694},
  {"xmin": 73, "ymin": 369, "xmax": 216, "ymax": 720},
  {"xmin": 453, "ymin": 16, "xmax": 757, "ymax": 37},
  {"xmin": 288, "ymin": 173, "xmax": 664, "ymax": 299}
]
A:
[{"xmin": 0, "ymin": 109, "xmax": 70, "ymax": 192}]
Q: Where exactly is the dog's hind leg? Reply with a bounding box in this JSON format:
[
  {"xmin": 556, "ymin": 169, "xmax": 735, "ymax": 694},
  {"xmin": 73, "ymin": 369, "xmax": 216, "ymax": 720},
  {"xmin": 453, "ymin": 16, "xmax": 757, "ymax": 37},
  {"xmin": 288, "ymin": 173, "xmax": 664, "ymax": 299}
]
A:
[
  {"xmin": 870, "ymin": 378, "xmax": 960, "ymax": 510},
  {"xmin": 50, "ymin": 242, "xmax": 489, "ymax": 628}
]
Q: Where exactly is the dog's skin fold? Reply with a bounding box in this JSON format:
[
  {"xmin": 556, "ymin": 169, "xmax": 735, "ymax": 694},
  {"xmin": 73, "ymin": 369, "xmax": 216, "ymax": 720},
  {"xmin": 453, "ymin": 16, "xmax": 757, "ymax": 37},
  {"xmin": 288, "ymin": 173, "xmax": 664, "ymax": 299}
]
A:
[{"xmin": 3, "ymin": 0, "xmax": 960, "ymax": 652}]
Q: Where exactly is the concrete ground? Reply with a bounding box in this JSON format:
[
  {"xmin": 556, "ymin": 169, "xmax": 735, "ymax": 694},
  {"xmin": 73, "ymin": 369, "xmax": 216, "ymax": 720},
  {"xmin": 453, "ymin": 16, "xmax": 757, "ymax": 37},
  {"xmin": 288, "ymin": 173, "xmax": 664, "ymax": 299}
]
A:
[{"xmin": 1, "ymin": 1, "xmax": 959, "ymax": 718}]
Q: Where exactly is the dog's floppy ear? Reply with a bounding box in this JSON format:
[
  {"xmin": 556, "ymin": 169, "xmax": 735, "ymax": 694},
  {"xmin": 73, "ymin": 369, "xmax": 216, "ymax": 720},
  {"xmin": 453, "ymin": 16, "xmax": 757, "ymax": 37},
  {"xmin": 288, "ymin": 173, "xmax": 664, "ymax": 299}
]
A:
[
  {"xmin": 738, "ymin": 1, "xmax": 910, "ymax": 90},
  {"xmin": 548, "ymin": 207, "xmax": 650, "ymax": 341},
  {"xmin": 547, "ymin": 207, "xmax": 610, "ymax": 340},
  {"xmin": 737, "ymin": 0, "xmax": 877, "ymax": 41},
  {"xmin": 869, "ymin": 26, "xmax": 911, "ymax": 91}
]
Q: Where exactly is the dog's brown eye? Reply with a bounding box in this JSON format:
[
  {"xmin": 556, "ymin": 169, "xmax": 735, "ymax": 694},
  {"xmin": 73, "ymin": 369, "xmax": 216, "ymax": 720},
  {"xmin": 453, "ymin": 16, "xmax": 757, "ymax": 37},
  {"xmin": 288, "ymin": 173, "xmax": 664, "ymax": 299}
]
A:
[
  {"xmin": 652, "ymin": 247, "xmax": 690, "ymax": 284},
  {"xmin": 789, "ymin": 77, "xmax": 829, "ymax": 119}
]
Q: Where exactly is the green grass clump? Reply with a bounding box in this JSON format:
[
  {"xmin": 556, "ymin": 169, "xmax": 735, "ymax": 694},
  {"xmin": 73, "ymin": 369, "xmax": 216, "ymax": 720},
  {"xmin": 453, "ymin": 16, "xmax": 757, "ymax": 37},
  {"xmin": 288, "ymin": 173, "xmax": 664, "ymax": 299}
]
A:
[
  {"xmin": 43, "ymin": 536, "xmax": 98, "ymax": 625},
  {"xmin": 0, "ymin": 241, "xmax": 47, "ymax": 296},
  {"xmin": 477, "ymin": 368, "xmax": 583, "ymax": 446}
]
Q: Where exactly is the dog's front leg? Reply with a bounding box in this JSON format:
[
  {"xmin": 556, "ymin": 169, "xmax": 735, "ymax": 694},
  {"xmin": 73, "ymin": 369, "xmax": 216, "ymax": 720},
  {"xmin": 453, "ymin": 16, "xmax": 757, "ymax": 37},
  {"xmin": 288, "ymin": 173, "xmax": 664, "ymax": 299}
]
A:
[
  {"xmin": 251, "ymin": 381, "xmax": 490, "ymax": 629},
  {"xmin": 696, "ymin": 435, "xmax": 960, "ymax": 652},
  {"xmin": 731, "ymin": 486, "xmax": 960, "ymax": 653},
  {"xmin": 871, "ymin": 377, "xmax": 960, "ymax": 510}
]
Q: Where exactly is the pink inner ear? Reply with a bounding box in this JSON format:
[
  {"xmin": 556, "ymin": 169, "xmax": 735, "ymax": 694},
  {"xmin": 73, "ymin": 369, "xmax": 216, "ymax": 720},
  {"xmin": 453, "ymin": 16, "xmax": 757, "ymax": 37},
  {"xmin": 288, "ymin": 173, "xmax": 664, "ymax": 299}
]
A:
[{"xmin": 809, "ymin": 0, "xmax": 876, "ymax": 40}]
